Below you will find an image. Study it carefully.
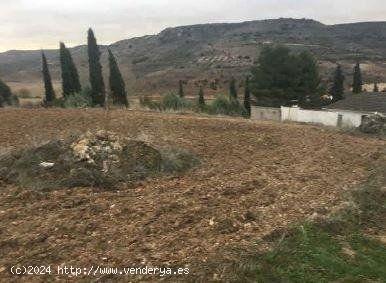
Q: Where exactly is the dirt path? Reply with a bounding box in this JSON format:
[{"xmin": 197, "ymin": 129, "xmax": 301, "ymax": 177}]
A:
[{"xmin": 0, "ymin": 109, "xmax": 384, "ymax": 281}]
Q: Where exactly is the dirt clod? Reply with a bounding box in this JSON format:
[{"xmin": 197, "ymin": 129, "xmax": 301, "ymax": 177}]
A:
[{"xmin": 0, "ymin": 130, "xmax": 197, "ymax": 189}]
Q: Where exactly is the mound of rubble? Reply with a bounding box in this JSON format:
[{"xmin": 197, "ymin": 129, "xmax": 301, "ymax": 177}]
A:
[
  {"xmin": 360, "ymin": 114, "xmax": 386, "ymax": 135},
  {"xmin": 0, "ymin": 130, "xmax": 199, "ymax": 190}
]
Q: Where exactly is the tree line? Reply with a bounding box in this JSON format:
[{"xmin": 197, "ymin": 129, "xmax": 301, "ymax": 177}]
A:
[
  {"xmin": 42, "ymin": 28, "xmax": 128, "ymax": 108},
  {"xmin": 249, "ymin": 45, "xmax": 366, "ymax": 108},
  {"xmin": 0, "ymin": 43, "xmax": 376, "ymax": 113},
  {"xmin": 175, "ymin": 45, "xmax": 369, "ymax": 118},
  {"xmin": 173, "ymin": 76, "xmax": 251, "ymax": 117}
]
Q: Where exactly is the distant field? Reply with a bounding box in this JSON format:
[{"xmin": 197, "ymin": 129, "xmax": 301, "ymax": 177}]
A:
[{"xmin": 6, "ymin": 81, "xmax": 61, "ymax": 98}]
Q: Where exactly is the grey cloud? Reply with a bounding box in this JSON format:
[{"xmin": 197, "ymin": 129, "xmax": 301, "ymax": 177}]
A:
[{"xmin": 1, "ymin": 0, "xmax": 386, "ymax": 52}]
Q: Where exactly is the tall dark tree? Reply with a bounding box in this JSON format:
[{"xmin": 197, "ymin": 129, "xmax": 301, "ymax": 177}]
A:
[
  {"xmin": 329, "ymin": 64, "xmax": 345, "ymax": 101},
  {"xmin": 373, "ymin": 82, "xmax": 379, "ymax": 93},
  {"xmin": 352, "ymin": 62, "xmax": 362, "ymax": 94},
  {"xmin": 297, "ymin": 51, "xmax": 322, "ymax": 107},
  {"xmin": 41, "ymin": 51, "xmax": 56, "ymax": 105},
  {"xmin": 198, "ymin": 86, "xmax": 205, "ymax": 109},
  {"xmin": 59, "ymin": 42, "xmax": 81, "ymax": 96},
  {"xmin": 250, "ymin": 45, "xmax": 321, "ymax": 108},
  {"xmin": 244, "ymin": 77, "xmax": 251, "ymax": 117},
  {"xmin": 88, "ymin": 28, "xmax": 105, "ymax": 106},
  {"xmin": 108, "ymin": 49, "xmax": 128, "ymax": 107},
  {"xmin": 229, "ymin": 77, "xmax": 238, "ymax": 100},
  {"xmin": 178, "ymin": 80, "xmax": 184, "ymax": 98}
]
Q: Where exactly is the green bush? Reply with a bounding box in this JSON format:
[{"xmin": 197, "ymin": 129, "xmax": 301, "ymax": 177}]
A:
[
  {"xmin": 0, "ymin": 79, "xmax": 19, "ymax": 107},
  {"xmin": 206, "ymin": 94, "xmax": 246, "ymax": 116},
  {"xmin": 64, "ymin": 87, "xmax": 92, "ymax": 108},
  {"xmin": 161, "ymin": 92, "xmax": 191, "ymax": 111},
  {"xmin": 140, "ymin": 92, "xmax": 247, "ymax": 118}
]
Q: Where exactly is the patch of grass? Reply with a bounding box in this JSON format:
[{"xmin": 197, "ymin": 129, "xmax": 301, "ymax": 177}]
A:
[
  {"xmin": 236, "ymin": 153, "xmax": 386, "ymax": 283},
  {"xmin": 245, "ymin": 224, "xmax": 386, "ymax": 283}
]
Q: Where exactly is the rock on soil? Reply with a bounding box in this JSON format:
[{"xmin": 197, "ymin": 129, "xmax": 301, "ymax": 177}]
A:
[
  {"xmin": 0, "ymin": 130, "xmax": 198, "ymax": 189},
  {"xmin": 360, "ymin": 114, "xmax": 386, "ymax": 135}
]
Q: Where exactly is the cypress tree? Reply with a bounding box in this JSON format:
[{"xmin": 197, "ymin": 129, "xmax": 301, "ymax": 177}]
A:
[
  {"xmin": 244, "ymin": 77, "xmax": 251, "ymax": 117},
  {"xmin": 178, "ymin": 80, "xmax": 184, "ymax": 98},
  {"xmin": 229, "ymin": 77, "xmax": 238, "ymax": 100},
  {"xmin": 330, "ymin": 64, "xmax": 345, "ymax": 101},
  {"xmin": 88, "ymin": 28, "xmax": 105, "ymax": 106},
  {"xmin": 59, "ymin": 42, "xmax": 81, "ymax": 96},
  {"xmin": 352, "ymin": 62, "xmax": 362, "ymax": 94},
  {"xmin": 373, "ymin": 82, "xmax": 379, "ymax": 93},
  {"xmin": 198, "ymin": 86, "xmax": 205, "ymax": 109},
  {"xmin": 108, "ymin": 49, "xmax": 128, "ymax": 107},
  {"xmin": 41, "ymin": 51, "xmax": 56, "ymax": 105}
]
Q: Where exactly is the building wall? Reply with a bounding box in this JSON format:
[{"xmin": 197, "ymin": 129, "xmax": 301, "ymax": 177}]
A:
[
  {"xmin": 251, "ymin": 106, "xmax": 365, "ymax": 129},
  {"xmin": 330, "ymin": 110, "xmax": 364, "ymax": 128},
  {"xmin": 251, "ymin": 106, "xmax": 281, "ymax": 121},
  {"xmin": 281, "ymin": 106, "xmax": 339, "ymax": 127}
]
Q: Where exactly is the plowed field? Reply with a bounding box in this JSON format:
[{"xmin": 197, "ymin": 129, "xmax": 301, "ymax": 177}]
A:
[{"xmin": 0, "ymin": 109, "xmax": 384, "ymax": 281}]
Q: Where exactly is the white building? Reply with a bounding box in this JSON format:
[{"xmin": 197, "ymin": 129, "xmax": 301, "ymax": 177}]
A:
[{"xmin": 251, "ymin": 93, "xmax": 386, "ymax": 128}]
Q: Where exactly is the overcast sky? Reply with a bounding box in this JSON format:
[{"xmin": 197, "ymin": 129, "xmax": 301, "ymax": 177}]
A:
[{"xmin": 1, "ymin": 0, "xmax": 386, "ymax": 52}]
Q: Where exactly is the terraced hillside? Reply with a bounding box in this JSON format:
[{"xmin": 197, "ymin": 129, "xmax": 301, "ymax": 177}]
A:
[{"xmin": 2, "ymin": 18, "xmax": 386, "ymax": 97}]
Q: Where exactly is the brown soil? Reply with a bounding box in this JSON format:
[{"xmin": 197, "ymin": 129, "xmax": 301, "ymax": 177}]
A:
[
  {"xmin": 0, "ymin": 108, "xmax": 384, "ymax": 282},
  {"xmin": 0, "ymin": 130, "xmax": 197, "ymax": 190}
]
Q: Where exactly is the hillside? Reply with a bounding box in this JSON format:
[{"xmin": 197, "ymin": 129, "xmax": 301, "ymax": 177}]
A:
[{"xmin": 1, "ymin": 18, "xmax": 386, "ymax": 97}]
